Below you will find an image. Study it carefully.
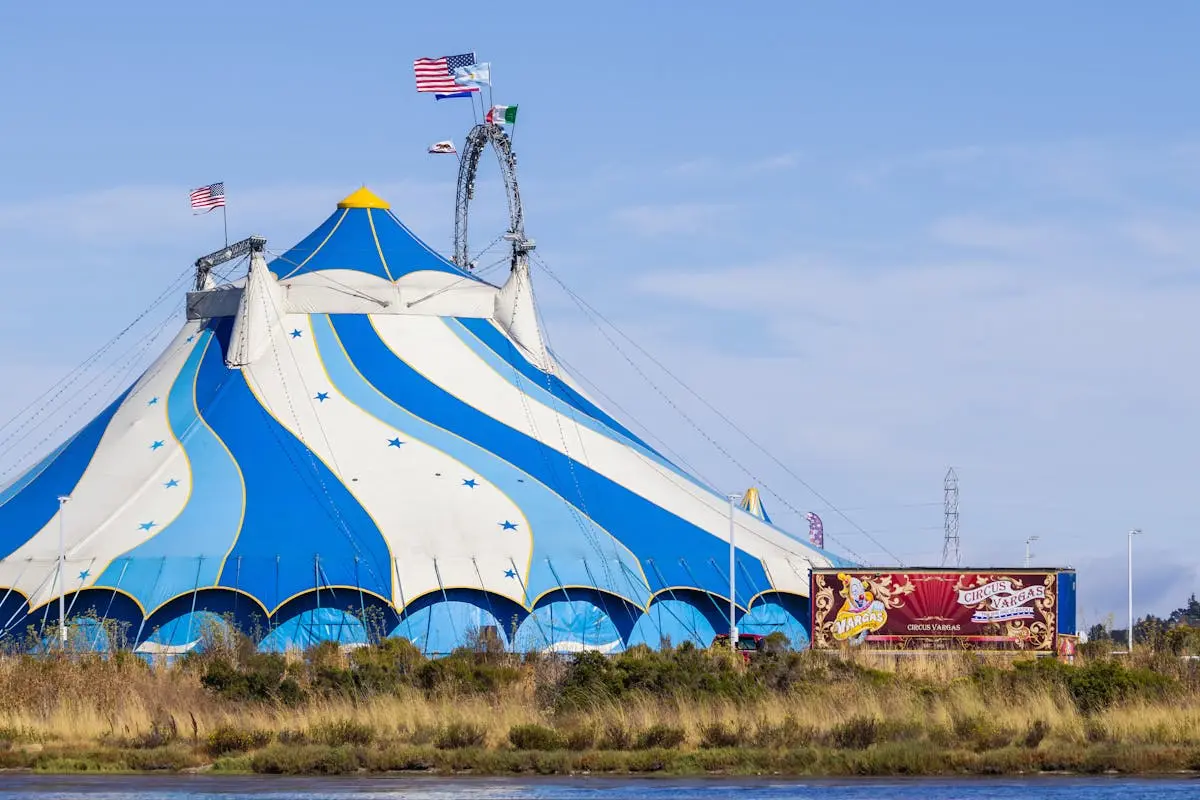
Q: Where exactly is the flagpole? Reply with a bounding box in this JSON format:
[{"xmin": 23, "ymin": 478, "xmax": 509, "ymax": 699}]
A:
[{"xmin": 222, "ymin": 204, "xmax": 228, "ymax": 247}]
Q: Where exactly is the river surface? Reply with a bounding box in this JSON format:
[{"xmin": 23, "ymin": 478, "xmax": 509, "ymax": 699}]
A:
[{"xmin": 0, "ymin": 775, "xmax": 1198, "ymax": 800}]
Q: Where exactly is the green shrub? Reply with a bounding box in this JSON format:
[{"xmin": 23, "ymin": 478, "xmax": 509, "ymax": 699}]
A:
[
  {"xmin": 250, "ymin": 744, "xmax": 363, "ymax": 775},
  {"xmin": 951, "ymin": 713, "xmax": 1012, "ymax": 751},
  {"xmin": 699, "ymin": 720, "xmax": 748, "ymax": 748},
  {"xmin": 563, "ymin": 726, "xmax": 596, "ymax": 751},
  {"xmin": 555, "ymin": 645, "xmax": 761, "ymax": 712},
  {"xmin": 829, "ymin": 716, "xmax": 878, "ymax": 750},
  {"xmin": 206, "ymin": 726, "xmax": 273, "ymax": 755},
  {"xmin": 123, "ymin": 745, "xmax": 201, "ymax": 771},
  {"xmin": 416, "ymin": 651, "xmax": 522, "ymax": 695},
  {"xmin": 508, "ymin": 723, "xmax": 564, "ymax": 751},
  {"xmin": 1003, "ymin": 657, "xmax": 1176, "ymax": 714},
  {"xmin": 435, "ymin": 721, "xmax": 486, "ymax": 749},
  {"xmin": 597, "ymin": 723, "xmax": 633, "ymax": 750},
  {"xmin": 753, "ymin": 716, "xmax": 815, "ymax": 748},
  {"xmin": 309, "ymin": 719, "xmax": 374, "ymax": 747},
  {"xmin": 634, "ymin": 724, "xmax": 685, "ymax": 750},
  {"xmin": 199, "ymin": 654, "xmax": 306, "ymax": 705}
]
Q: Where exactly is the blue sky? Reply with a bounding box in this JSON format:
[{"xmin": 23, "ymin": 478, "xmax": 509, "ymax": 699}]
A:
[{"xmin": 1, "ymin": 2, "xmax": 1198, "ymax": 627}]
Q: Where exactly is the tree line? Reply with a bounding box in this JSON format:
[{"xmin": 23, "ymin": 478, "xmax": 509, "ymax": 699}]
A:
[{"xmin": 1086, "ymin": 593, "xmax": 1200, "ymax": 653}]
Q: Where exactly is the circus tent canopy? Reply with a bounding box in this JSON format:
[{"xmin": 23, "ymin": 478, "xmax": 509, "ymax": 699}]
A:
[{"xmin": 0, "ymin": 187, "xmax": 848, "ymax": 655}]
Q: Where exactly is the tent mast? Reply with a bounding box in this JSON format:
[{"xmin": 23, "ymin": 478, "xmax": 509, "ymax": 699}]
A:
[{"xmin": 192, "ymin": 235, "xmax": 267, "ymax": 291}]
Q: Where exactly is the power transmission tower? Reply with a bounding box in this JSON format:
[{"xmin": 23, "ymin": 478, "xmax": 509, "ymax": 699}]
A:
[{"xmin": 942, "ymin": 467, "xmax": 960, "ymax": 567}]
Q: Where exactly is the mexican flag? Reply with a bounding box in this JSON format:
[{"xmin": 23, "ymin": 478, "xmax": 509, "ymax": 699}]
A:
[{"xmin": 486, "ymin": 104, "xmax": 518, "ymax": 125}]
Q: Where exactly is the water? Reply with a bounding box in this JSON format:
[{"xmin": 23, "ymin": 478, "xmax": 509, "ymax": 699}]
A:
[{"xmin": 0, "ymin": 775, "xmax": 1197, "ymax": 800}]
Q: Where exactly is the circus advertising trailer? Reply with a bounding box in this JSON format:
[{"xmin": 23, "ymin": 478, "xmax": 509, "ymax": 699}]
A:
[{"xmin": 809, "ymin": 568, "xmax": 1078, "ymax": 656}]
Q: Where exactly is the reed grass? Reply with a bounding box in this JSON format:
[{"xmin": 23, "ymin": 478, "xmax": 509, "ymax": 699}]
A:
[{"xmin": 0, "ymin": 640, "xmax": 1197, "ymax": 775}]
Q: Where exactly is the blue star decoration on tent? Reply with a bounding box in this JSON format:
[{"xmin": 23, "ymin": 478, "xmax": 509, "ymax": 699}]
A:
[
  {"xmin": 387, "ymin": 437, "xmax": 404, "ymax": 448},
  {"xmin": 499, "ymin": 520, "xmax": 518, "ymax": 531},
  {"xmin": 315, "ymin": 392, "xmax": 330, "ymax": 402},
  {"xmin": 504, "ymin": 568, "xmax": 517, "ymax": 579},
  {"xmin": 462, "ymin": 478, "xmax": 478, "ymax": 488},
  {"xmin": 163, "ymin": 478, "xmax": 179, "ymax": 489},
  {"xmin": 290, "ymin": 329, "xmax": 303, "ymax": 339},
  {"xmin": 147, "ymin": 397, "xmax": 159, "ymax": 406},
  {"xmin": 138, "ymin": 521, "xmax": 157, "ymax": 531},
  {"xmin": 150, "ymin": 440, "xmax": 164, "ymax": 450},
  {"xmin": 78, "ymin": 569, "xmax": 90, "ymax": 581}
]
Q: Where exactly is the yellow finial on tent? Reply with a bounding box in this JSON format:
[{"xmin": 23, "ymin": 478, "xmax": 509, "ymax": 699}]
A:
[{"xmin": 337, "ymin": 186, "xmax": 390, "ymax": 209}]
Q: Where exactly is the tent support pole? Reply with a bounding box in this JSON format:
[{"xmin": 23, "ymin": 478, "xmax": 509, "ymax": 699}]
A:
[
  {"xmin": 57, "ymin": 496, "xmax": 69, "ymax": 648},
  {"xmin": 728, "ymin": 494, "xmax": 737, "ymax": 652}
]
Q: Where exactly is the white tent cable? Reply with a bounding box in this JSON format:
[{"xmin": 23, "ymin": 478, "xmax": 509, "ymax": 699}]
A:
[
  {"xmin": 0, "ymin": 262, "xmax": 195, "ymax": 446},
  {"xmin": 530, "ymin": 252, "xmax": 898, "ymax": 565},
  {"xmin": 543, "ymin": 346, "xmax": 719, "ymax": 490},
  {"xmin": 0, "ymin": 289, "xmax": 193, "ymax": 484},
  {"xmin": 0, "ymin": 248, "xmax": 239, "ymax": 486},
  {"xmin": 496, "ymin": 266, "xmax": 619, "ymax": 589}
]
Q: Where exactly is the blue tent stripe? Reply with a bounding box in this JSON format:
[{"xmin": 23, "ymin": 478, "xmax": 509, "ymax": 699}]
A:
[
  {"xmin": 311, "ymin": 315, "xmax": 650, "ymax": 607},
  {"xmin": 454, "ymin": 317, "xmax": 657, "ymax": 453},
  {"xmin": 331, "ymin": 313, "xmax": 768, "ymax": 597},
  {"xmin": 0, "ymin": 389, "xmax": 128, "ymax": 559},
  {"xmin": 94, "ymin": 329, "xmax": 245, "ymax": 609},
  {"xmin": 199, "ymin": 319, "xmax": 391, "ymax": 609}
]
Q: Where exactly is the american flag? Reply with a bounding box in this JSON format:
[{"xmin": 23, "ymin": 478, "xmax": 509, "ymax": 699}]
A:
[
  {"xmin": 189, "ymin": 182, "xmax": 225, "ymax": 213},
  {"xmin": 806, "ymin": 512, "xmax": 825, "ymax": 548},
  {"xmin": 413, "ymin": 52, "xmax": 479, "ymax": 94}
]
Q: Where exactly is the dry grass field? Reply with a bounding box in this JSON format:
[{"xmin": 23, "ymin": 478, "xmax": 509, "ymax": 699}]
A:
[{"xmin": 0, "ymin": 633, "xmax": 1197, "ymax": 775}]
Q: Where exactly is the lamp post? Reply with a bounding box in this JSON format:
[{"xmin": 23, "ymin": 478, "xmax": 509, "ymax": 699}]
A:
[
  {"xmin": 728, "ymin": 494, "xmax": 740, "ymax": 652},
  {"xmin": 57, "ymin": 496, "xmax": 70, "ymax": 648},
  {"xmin": 1024, "ymin": 536, "xmax": 1039, "ymax": 568},
  {"xmin": 1128, "ymin": 528, "xmax": 1142, "ymax": 652}
]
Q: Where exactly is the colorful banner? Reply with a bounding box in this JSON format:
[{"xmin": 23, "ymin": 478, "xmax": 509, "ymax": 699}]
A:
[{"xmin": 810, "ymin": 570, "xmax": 1060, "ymax": 651}]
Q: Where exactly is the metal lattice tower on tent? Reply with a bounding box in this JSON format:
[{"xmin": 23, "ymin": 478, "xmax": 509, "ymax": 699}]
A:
[{"xmin": 942, "ymin": 467, "xmax": 960, "ymax": 567}]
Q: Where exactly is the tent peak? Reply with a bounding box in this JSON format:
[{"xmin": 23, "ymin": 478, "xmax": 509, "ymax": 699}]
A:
[{"xmin": 337, "ymin": 186, "xmax": 390, "ymax": 210}]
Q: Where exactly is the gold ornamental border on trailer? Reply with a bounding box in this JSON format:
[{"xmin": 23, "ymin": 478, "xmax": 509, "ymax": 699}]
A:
[{"xmin": 809, "ymin": 568, "xmax": 1078, "ymax": 657}]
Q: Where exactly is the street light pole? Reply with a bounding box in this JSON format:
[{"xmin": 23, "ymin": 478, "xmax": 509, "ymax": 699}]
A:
[
  {"xmin": 1128, "ymin": 528, "xmax": 1142, "ymax": 652},
  {"xmin": 1024, "ymin": 536, "xmax": 1039, "ymax": 568},
  {"xmin": 728, "ymin": 494, "xmax": 740, "ymax": 652},
  {"xmin": 57, "ymin": 496, "xmax": 70, "ymax": 648}
]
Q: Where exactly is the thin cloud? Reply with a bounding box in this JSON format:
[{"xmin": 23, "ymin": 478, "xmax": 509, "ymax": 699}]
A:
[{"xmin": 611, "ymin": 202, "xmax": 735, "ymax": 236}]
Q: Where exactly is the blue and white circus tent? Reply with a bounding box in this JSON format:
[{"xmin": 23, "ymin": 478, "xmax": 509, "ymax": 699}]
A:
[{"xmin": 0, "ymin": 187, "xmax": 847, "ymax": 656}]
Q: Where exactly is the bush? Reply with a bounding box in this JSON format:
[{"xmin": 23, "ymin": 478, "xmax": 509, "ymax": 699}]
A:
[
  {"xmin": 508, "ymin": 724, "xmax": 564, "ymax": 751},
  {"xmin": 250, "ymin": 744, "xmax": 362, "ymax": 775},
  {"xmin": 829, "ymin": 716, "xmax": 878, "ymax": 750},
  {"xmin": 699, "ymin": 720, "xmax": 748, "ymax": 748},
  {"xmin": 635, "ymin": 724, "xmax": 685, "ymax": 750},
  {"xmin": 951, "ymin": 713, "xmax": 1013, "ymax": 751},
  {"xmin": 206, "ymin": 726, "xmax": 273, "ymax": 755},
  {"xmin": 753, "ymin": 716, "xmax": 815, "ymax": 748},
  {"xmin": 416, "ymin": 651, "xmax": 522, "ymax": 696},
  {"xmin": 199, "ymin": 654, "xmax": 306, "ymax": 705},
  {"xmin": 597, "ymin": 723, "xmax": 633, "ymax": 751},
  {"xmin": 435, "ymin": 721, "xmax": 487, "ymax": 749},
  {"xmin": 563, "ymin": 726, "xmax": 596, "ymax": 751},
  {"xmin": 1004, "ymin": 657, "xmax": 1176, "ymax": 714},
  {"xmin": 309, "ymin": 719, "xmax": 374, "ymax": 747},
  {"xmin": 555, "ymin": 645, "xmax": 761, "ymax": 712},
  {"xmin": 1023, "ymin": 719, "xmax": 1050, "ymax": 749}
]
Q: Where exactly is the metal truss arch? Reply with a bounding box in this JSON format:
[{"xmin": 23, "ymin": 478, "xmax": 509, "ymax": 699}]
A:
[{"xmin": 453, "ymin": 123, "xmax": 532, "ymax": 271}]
